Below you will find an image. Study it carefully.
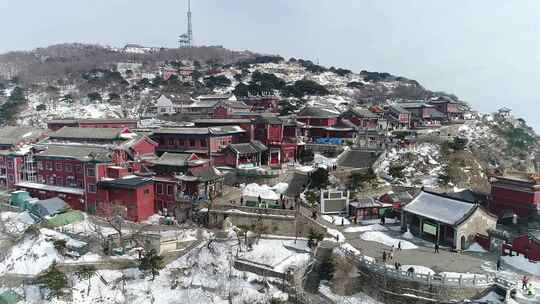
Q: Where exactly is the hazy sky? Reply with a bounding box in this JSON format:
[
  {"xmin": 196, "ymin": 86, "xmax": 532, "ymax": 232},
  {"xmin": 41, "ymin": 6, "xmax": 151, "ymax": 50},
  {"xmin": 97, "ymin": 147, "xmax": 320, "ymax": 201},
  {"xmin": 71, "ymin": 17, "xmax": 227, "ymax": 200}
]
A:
[{"xmin": 1, "ymin": 0, "xmax": 538, "ymax": 130}]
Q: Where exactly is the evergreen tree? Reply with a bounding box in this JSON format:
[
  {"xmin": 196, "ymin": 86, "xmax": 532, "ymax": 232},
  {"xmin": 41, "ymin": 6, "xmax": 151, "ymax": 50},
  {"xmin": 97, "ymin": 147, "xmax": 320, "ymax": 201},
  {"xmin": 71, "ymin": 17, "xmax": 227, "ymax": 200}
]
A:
[
  {"xmin": 37, "ymin": 262, "xmax": 68, "ymax": 300},
  {"xmin": 319, "ymin": 255, "xmax": 336, "ymax": 281},
  {"xmin": 139, "ymin": 249, "xmax": 165, "ymax": 280},
  {"xmin": 75, "ymin": 265, "xmax": 96, "ymax": 296},
  {"xmin": 310, "ymin": 168, "xmax": 329, "ymax": 189}
]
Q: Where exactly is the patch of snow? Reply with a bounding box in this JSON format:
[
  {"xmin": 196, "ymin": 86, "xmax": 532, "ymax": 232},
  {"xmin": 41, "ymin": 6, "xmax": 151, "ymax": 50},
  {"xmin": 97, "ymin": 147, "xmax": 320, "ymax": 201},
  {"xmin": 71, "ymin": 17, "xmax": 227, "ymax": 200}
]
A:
[
  {"xmin": 322, "ymin": 215, "xmax": 350, "ymax": 226},
  {"xmin": 241, "ymin": 183, "xmax": 280, "ymax": 201},
  {"xmin": 465, "ymin": 242, "xmax": 488, "ymax": 253},
  {"xmin": 502, "ymin": 254, "xmax": 540, "ymax": 276},
  {"xmin": 344, "ymin": 224, "xmax": 387, "ymax": 233},
  {"xmin": 360, "ymin": 231, "xmax": 417, "ymax": 249}
]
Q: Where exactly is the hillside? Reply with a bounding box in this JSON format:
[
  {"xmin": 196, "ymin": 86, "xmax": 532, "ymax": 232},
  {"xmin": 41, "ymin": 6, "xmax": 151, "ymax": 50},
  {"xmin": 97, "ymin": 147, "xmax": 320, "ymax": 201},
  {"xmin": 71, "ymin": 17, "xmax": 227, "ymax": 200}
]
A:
[{"xmin": 0, "ymin": 42, "xmax": 537, "ymax": 188}]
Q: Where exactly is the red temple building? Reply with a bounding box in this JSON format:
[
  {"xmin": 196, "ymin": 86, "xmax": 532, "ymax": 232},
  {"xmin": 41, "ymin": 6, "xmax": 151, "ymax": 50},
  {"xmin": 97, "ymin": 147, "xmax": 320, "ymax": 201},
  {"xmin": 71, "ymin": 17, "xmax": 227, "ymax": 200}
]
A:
[
  {"xmin": 47, "ymin": 119, "xmax": 138, "ymax": 131},
  {"xmin": 489, "ymin": 173, "xmax": 540, "ymax": 218}
]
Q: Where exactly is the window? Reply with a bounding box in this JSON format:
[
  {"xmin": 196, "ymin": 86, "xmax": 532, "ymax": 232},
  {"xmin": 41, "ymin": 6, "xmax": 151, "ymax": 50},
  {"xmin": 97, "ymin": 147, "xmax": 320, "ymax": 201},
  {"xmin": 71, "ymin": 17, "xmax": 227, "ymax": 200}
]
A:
[
  {"xmin": 46, "ymin": 161, "xmax": 53, "ymax": 170},
  {"xmin": 65, "ymin": 164, "xmax": 73, "ymax": 172},
  {"xmin": 8, "ymin": 161, "xmax": 14, "ymax": 169},
  {"xmin": 67, "ymin": 176, "xmax": 75, "ymax": 187},
  {"xmin": 77, "ymin": 180, "xmax": 84, "ymax": 188},
  {"xmin": 200, "ymin": 139, "xmax": 207, "ymax": 147},
  {"xmin": 48, "ymin": 176, "xmax": 55, "ymax": 185},
  {"xmin": 144, "ymin": 189, "xmax": 150, "ymax": 194},
  {"xmin": 168, "ymin": 139, "xmax": 174, "ymax": 145},
  {"xmin": 75, "ymin": 165, "xmax": 82, "ymax": 172},
  {"xmin": 166, "ymin": 184, "xmax": 174, "ymax": 196},
  {"xmin": 189, "ymin": 139, "xmax": 195, "ymax": 147},
  {"xmin": 55, "ymin": 162, "xmax": 63, "ymax": 171},
  {"xmin": 37, "ymin": 161, "xmax": 43, "ymax": 170},
  {"xmin": 87, "ymin": 184, "xmax": 96, "ymax": 193},
  {"xmin": 178, "ymin": 139, "xmax": 184, "ymax": 146},
  {"xmin": 8, "ymin": 175, "xmax": 14, "ymax": 182},
  {"xmin": 156, "ymin": 183, "xmax": 163, "ymax": 194},
  {"xmin": 87, "ymin": 167, "xmax": 95, "ymax": 177},
  {"xmin": 56, "ymin": 177, "xmax": 63, "ymax": 186}
]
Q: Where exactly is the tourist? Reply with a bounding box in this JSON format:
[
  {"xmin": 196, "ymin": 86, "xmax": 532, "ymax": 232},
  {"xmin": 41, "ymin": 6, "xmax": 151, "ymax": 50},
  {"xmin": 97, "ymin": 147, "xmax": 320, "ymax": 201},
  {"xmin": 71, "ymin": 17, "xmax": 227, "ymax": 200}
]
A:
[
  {"xmin": 496, "ymin": 257, "xmax": 501, "ymax": 271},
  {"xmin": 381, "ymin": 216, "xmax": 386, "ymax": 225},
  {"xmin": 240, "ymin": 196, "xmax": 244, "ymax": 206},
  {"xmin": 389, "ymin": 250, "xmax": 394, "ymax": 261},
  {"xmin": 434, "ymin": 242, "xmax": 439, "ymax": 254},
  {"xmin": 522, "ymin": 276, "xmax": 529, "ymax": 290},
  {"xmin": 341, "ymin": 218, "xmax": 344, "ymax": 226},
  {"xmin": 398, "ymin": 241, "xmax": 402, "ymax": 251},
  {"xmin": 407, "ymin": 267, "xmax": 415, "ymax": 276},
  {"xmin": 394, "ymin": 261, "xmax": 399, "ymax": 270},
  {"xmin": 382, "ymin": 251, "xmax": 387, "ymax": 263}
]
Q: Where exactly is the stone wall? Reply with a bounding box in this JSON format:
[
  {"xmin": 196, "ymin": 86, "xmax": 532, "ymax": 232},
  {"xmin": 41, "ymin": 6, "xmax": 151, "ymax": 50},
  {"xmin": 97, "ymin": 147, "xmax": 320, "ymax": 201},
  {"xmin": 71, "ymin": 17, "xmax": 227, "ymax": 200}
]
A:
[
  {"xmin": 349, "ymin": 266, "xmax": 485, "ymax": 302},
  {"xmin": 208, "ymin": 208, "xmax": 326, "ymax": 237},
  {"xmin": 457, "ymin": 207, "xmax": 497, "ymax": 250}
]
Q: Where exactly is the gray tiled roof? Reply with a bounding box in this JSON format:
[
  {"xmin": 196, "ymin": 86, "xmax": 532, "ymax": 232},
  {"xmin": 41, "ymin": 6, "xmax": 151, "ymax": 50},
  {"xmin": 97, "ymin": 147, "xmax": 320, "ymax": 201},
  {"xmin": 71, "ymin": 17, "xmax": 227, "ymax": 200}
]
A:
[
  {"xmin": 153, "ymin": 126, "xmax": 245, "ymax": 136},
  {"xmin": 48, "ymin": 118, "xmax": 137, "ymax": 124},
  {"xmin": 36, "ymin": 145, "xmax": 113, "ymax": 162},
  {"xmin": 0, "ymin": 127, "xmax": 45, "ymax": 145},
  {"xmin": 255, "ymin": 115, "xmax": 282, "ymax": 124},
  {"xmin": 337, "ymin": 149, "xmax": 380, "ymax": 169},
  {"xmin": 33, "ymin": 197, "xmax": 69, "ymax": 217},
  {"xmin": 99, "ymin": 177, "xmax": 153, "ymax": 189},
  {"xmin": 389, "ymin": 105, "xmax": 410, "ymax": 114},
  {"xmin": 347, "ymin": 107, "xmax": 379, "ymax": 118},
  {"xmin": 403, "ymin": 190, "xmax": 477, "ymax": 225},
  {"xmin": 191, "ymin": 166, "xmax": 222, "ymax": 182},
  {"xmin": 298, "ymin": 106, "xmax": 340, "ymax": 118},
  {"xmin": 50, "ymin": 127, "xmax": 123, "ymax": 140},
  {"xmin": 152, "ymin": 152, "xmax": 193, "ymax": 166},
  {"xmin": 228, "ymin": 141, "xmax": 267, "ymax": 154}
]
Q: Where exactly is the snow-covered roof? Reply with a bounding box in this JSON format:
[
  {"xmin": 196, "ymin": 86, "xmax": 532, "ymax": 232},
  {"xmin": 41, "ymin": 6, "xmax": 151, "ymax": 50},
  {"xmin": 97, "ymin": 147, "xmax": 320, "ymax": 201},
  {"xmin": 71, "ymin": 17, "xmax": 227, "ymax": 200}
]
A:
[
  {"xmin": 403, "ymin": 190, "xmax": 478, "ymax": 225},
  {"xmin": 50, "ymin": 127, "xmax": 125, "ymax": 140},
  {"xmin": 156, "ymin": 95, "xmax": 174, "ymax": 107},
  {"xmin": 242, "ymin": 183, "xmax": 280, "ymax": 201},
  {"xmin": 0, "ymin": 126, "xmax": 45, "ymax": 146}
]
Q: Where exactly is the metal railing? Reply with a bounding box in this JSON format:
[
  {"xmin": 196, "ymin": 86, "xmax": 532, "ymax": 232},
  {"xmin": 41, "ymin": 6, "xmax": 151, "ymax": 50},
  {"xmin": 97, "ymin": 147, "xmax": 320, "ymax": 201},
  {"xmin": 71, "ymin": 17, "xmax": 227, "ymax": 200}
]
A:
[{"xmin": 339, "ymin": 247, "xmax": 514, "ymax": 289}]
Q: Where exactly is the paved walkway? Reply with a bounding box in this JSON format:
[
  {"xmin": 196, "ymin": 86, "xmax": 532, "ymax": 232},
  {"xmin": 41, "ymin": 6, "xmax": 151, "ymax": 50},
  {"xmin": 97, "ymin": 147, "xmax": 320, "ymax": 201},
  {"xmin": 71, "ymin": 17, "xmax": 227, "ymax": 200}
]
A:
[{"xmin": 345, "ymin": 229, "xmax": 496, "ymax": 274}]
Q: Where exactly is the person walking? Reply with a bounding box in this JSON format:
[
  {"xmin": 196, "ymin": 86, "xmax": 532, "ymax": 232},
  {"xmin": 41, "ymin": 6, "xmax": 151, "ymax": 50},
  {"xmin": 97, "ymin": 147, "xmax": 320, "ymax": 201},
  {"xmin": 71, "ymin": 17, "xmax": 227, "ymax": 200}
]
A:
[
  {"xmin": 398, "ymin": 241, "xmax": 402, "ymax": 251},
  {"xmin": 522, "ymin": 276, "xmax": 529, "ymax": 290},
  {"xmin": 382, "ymin": 251, "xmax": 387, "ymax": 263},
  {"xmin": 434, "ymin": 242, "xmax": 440, "ymax": 254},
  {"xmin": 496, "ymin": 257, "xmax": 502, "ymax": 271}
]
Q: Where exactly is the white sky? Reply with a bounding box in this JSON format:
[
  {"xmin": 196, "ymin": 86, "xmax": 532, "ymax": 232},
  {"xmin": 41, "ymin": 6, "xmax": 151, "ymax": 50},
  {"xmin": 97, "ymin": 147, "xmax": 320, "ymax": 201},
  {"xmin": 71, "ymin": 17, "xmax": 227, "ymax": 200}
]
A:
[{"xmin": 1, "ymin": 0, "xmax": 538, "ymax": 130}]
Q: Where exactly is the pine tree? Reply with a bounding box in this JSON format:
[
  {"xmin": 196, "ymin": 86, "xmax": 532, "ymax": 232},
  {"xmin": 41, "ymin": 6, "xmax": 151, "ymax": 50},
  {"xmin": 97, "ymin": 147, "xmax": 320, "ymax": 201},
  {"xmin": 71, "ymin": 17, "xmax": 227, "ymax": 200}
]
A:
[
  {"xmin": 75, "ymin": 265, "xmax": 96, "ymax": 296},
  {"xmin": 139, "ymin": 249, "xmax": 165, "ymax": 280},
  {"xmin": 319, "ymin": 255, "xmax": 336, "ymax": 281},
  {"xmin": 37, "ymin": 261, "xmax": 68, "ymax": 300}
]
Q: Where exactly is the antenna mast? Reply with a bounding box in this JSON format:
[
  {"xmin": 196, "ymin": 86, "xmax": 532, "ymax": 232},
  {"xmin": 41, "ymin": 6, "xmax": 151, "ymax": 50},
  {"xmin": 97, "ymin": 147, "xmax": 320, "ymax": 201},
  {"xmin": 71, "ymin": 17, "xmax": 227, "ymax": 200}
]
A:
[{"xmin": 179, "ymin": 0, "xmax": 193, "ymax": 48}]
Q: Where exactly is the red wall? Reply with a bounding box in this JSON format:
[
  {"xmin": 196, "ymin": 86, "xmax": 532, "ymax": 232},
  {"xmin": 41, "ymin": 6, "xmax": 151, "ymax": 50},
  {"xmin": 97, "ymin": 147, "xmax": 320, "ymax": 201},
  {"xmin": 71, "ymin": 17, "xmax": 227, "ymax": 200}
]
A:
[
  {"xmin": 130, "ymin": 137, "xmax": 156, "ymax": 156},
  {"xmin": 510, "ymin": 235, "xmax": 540, "ymax": 261},
  {"xmin": 267, "ymin": 124, "xmax": 283, "ymax": 143},
  {"xmin": 491, "ymin": 185, "xmax": 540, "ymax": 217},
  {"xmin": 155, "ymin": 180, "xmax": 177, "ymax": 212},
  {"xmin": 102, "ymin": 182, "xmax": 155, "ymax": 221}
]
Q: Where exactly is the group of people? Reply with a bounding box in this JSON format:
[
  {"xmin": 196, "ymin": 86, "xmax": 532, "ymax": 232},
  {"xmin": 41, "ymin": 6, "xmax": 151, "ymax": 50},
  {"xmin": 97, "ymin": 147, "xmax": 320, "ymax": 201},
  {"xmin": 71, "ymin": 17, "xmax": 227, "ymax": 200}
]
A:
[
  {"xmin": 521, "ymin": 276, "xmax": 535, "ymax": 296},
  {"xmin": 382, "ymin": 242, "xmax": 402, "ymax": 264}
]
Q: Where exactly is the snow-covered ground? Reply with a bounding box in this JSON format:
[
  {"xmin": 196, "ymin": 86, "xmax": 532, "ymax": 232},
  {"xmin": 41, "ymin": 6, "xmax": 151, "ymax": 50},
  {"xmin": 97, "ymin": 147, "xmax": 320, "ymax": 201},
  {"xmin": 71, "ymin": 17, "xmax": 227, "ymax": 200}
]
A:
[
  {"xmin": 2, "ymin": 237, "xmax": 310, "ymax": 304},
  {"xmin": 376, "ymin": 143, "xmax": 443, "ymax": 187},
  {"xmin": 360, "ymin": 231, "xmax": 418, "ymax": 249},
  {"xmin": 344, "ymin": 224, "xmax": 387, "ymax": 233},
  {"xmin": 319, "ymin": 284, "xmax": 383, "ymax": 304},
  {"xmin": 502, "ymin": 255, "xmax": 540, "ymax": 277},
  {"xmin": 322, "ymin": 214, "xmax": 350, "ymax": 226}
]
